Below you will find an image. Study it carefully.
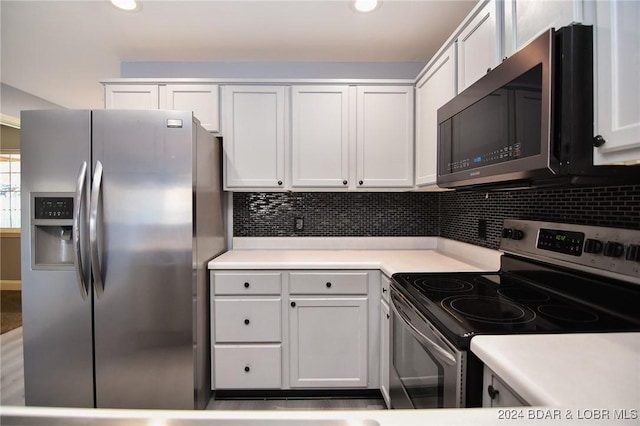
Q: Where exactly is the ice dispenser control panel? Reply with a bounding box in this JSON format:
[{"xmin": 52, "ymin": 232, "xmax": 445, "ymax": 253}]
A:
[{"xmin": 34, "ymin": 197, "xmax": 73, "ymax": 219}]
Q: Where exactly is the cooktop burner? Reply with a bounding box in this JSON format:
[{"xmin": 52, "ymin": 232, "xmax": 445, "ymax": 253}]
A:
[
  {"xmin": 537, "ymin": 304, "xmax": 599, "ymax": 323},
  {"xmin": 442, "ymin": 295, "xmax": 536, "ymax": 325},
  {"xmin": 413, "ymin": 277, "xmax": 474, "ymax": 293}
]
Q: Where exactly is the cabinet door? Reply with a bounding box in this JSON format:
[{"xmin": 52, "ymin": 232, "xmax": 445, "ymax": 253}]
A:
[
  {"xmin": 415, "ymin": 45, "xmax": 456, "ymax": 186},
  {"xmin": 223, "ymin": 86, "xmax": 286, "ymax": 189},
  {"xmin": 356, "ymin": 86, "xmax": 414, "ymax": 188},
  {"xmin": 289, "ymin": 297, "xmax": 368, "ymax": 388},
  {"xmin": 503, "ymin": 0, "xmax": 586, "ymax": 57},
  {"xmin": 457, "ymin": 0, "xmax": 501, "ymax": 92},
  {"xmin": 380, "ymin": 299, "xmax": 391, "ymax": 408},
  {"xmin": 482, "ymin": 366, "xmax": 527, "ymax": 407},
  {"xmin": 593, "ymin": 0, "xmax": 640, "ymax": 165},
  {"xmin": 163, "ymin": 84, "xmax": 220, "ymax": 133},
  {"xmin": 104, "ymin": 84, "xmax": 159, "ymax": 109},
  {"xmin": 291, "ymin": 86, "xmax": 350, "ymax": 188}
]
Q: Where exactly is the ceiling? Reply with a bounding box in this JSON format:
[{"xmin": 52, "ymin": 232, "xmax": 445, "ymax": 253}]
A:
[{"xmin": 1, "ymin": 0, "xmax": 477, "ymax": 110}]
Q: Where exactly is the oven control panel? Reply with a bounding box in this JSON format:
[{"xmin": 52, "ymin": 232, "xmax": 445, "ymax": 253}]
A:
[{"xmin": 501, "ymin": 220, "xmax": 640, "ymax": 283}]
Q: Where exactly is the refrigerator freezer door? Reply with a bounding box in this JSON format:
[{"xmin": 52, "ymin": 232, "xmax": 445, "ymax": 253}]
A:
[
  {"xmin": 20, "ymin": 110, "xmax": 94, "ymax": 408},
  {"xmin": 91, "ymin": 110, "xmax": 195, "ymax": 409}
]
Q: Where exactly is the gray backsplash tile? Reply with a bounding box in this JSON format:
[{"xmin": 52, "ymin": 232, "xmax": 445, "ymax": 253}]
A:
[{"xmin": 233, "ymin": 185, "xmax": 640, "ymax": 250}]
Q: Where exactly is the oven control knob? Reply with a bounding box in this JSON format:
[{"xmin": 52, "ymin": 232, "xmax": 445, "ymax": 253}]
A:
[
  {"xmin": 626, "ymin": 244, "xmax": 640, "ymax": 262},
  {"xmin": 501, "ymin": 228, "xmax": 524, "ymax": 240},
  {"xmin": 603, "ymin": 242, "xmax": 624, "ymax": 258},
  {"xmin": 584, "ymin": 238, "xmax": 603, "ymax": 254}
]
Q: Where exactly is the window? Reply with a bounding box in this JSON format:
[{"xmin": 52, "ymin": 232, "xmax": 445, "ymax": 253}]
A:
[{"xmin": 0, "ymin": 152, "xmax": 21, "ymax": 228}]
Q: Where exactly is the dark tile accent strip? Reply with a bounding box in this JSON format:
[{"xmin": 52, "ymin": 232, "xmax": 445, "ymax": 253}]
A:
[{"xmin": 233, "ymin": 185, "xmax": 640, "ymax": 250}]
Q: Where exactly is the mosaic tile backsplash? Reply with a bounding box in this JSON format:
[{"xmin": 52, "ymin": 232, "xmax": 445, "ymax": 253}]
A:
[{"xmin": 233, "ymin": 185, "xmax": 640, "ymax": 250}]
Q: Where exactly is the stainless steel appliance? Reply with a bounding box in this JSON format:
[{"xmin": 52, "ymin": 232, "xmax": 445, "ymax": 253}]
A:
[
  {"xmin": 20, "ymin": 109, "xmax": 226, "ymax": 409},
  {"xmin": 437, "ymin": 24, "xmax": 639, "ymax": 190},
  {"xmin": 390, "ymin": 220, "xmax": 640, "ymax": 408}
]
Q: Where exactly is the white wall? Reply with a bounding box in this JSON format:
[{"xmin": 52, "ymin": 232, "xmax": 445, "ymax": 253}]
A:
[
  {"xmin": 120, "ymin": 61, "xmax": 425, "ymax": 79},
  {"xmin": 0, "ymin": 83, "xmax": 63, "ymax": 124}
]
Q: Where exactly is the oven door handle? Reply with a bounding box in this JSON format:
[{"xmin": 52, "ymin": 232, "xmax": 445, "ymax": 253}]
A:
[{"xmin": 391, "ymin": 298, "xmax": 457, "ymax": 366}]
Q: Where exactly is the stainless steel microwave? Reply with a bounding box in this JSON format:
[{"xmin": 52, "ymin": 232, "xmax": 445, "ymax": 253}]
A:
[{"xmin": 437, "ymin": 24, "xmax": 636, "ymax": 190}]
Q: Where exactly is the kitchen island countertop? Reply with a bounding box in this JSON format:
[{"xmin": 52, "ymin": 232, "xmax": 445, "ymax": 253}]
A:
[{"xmin": 471, "ymin": 332, "xmax": 640, "ymax": 407}]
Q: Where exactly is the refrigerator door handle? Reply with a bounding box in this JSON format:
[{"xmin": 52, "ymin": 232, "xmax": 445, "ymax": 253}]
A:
[
  {"xmin": 89, "ymin": 160, "xmax": 105, "ymax": 298},
  {"xmin": 73, "ymin": 161, "xmax": 88, "ymax": 300}
]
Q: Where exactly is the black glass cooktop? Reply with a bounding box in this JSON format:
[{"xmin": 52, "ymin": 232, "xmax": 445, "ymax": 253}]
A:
[{"xmin": 391, "ymin": 259, "xmax": 640, "ymax": 350}]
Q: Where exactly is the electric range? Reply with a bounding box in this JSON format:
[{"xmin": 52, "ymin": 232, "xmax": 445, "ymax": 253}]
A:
[{"xmin": 389, "ymin": 219, "xmax": 640, "ymax": 408}]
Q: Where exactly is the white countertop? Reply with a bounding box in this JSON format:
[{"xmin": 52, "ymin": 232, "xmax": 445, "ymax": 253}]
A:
[
  {"xmin": 471, "ymin": 332, "xmax": 640, "ymax": 407},
  {"xmin": 208, "ymin": 237, "xmax": 502, "ymax": 275},
  {"xmin": 5, "ymin": 405, "xmax": 639, "ymax": 426}
]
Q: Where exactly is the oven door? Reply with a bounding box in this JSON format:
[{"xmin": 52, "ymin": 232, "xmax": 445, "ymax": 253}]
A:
[{"xmin": 390, "ymin": 286, "xmax": 465, "ymax": 408}]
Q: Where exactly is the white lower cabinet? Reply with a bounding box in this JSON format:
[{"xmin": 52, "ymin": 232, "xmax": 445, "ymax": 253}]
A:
[
  {"xmin": 214, "ymin": 344, "xmax": 282, "ymax": 389},
  {"xmin": 211, "ymin": 270, "xmax": 379, "ymax": 392},
  {"xmin": 482, "ymin": 366, "xmax": 527, "ymax": 407},
  {"xmin": 288, "ymin": 296, "xmax": 368, "ymax": 388},
  {"xmin": 379, "ymin": 299, "xmax": 391, "ymax": 407}
]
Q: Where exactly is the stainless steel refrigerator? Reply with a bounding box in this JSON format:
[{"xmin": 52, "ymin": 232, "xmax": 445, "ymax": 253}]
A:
[{"xmin": 20, "ymin": 109, "xmax": 225, "ymax": 409}]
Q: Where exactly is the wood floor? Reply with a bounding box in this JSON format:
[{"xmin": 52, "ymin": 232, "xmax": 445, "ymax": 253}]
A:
[
  {"xmin": 0, "ymin": 326, "xmax": 25, "ymax": 406},
  {"xmin": 1, "ymin": 327, "xmax": 384, "ymax": 410}
]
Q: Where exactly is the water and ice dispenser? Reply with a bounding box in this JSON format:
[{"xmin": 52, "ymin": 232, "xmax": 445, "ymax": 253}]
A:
[{"xmin": 31, "ymin": 194, "xmax": 75, "ymax": 269}]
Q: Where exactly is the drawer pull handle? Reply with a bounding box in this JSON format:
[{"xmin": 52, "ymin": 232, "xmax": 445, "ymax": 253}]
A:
[
  {"xmin": 290, "ymin": 301, "xmax": 296, "ymax": 308},
  {"xmin": 244, "ymin": 319, "xmax": 250, "ymax": 325},
  {"xmin": 326, "ymin": 282, "xmax": 332, "ymax": 288},
  {"xmin": 487, "ymin": 385, "xmax": 499, "ymax": 400},
  {"xmin": 244, "ymin": 282, "xmax": 250, "ymax": 288},
  {"xmin": 244, "ymin": 366, "xmax": 250, "ymax": 373}
]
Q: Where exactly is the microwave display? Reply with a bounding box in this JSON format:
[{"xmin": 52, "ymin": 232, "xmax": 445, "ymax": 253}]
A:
[{"xmin": 439, "ymin": 64, "xmax": 543, "ymax": 174}]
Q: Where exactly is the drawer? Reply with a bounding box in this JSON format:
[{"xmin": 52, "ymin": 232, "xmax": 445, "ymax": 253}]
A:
[
  {"xmin": 214, "ymin": 272, "xmax": 282, "ymax": 295},
  {"xmin": 289, "ymin": 272, "xmax": 368, "ymax": 295},
  {"xmin": 214, "ymin": 298, "xmax": 281, "ymax": 342},
  {"xmin": 381, "ymin": 274, "xmax": 391, "ymax": 303},
  {"xmin": 214, "ymin": 344, "xmax": 281, "ymax": 389}
]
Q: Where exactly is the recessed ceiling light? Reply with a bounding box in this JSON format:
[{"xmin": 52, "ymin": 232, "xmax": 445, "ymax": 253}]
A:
[
  {"xmin": 110, "ymin": 0, "xmax": 139, "ymax": 12},
  {"xmin": 354, "ymin": 0, "xmax": 380, "ymax": 13}
]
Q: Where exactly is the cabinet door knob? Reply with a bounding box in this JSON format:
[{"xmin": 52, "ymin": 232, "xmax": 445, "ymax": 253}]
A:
[
  {"xmin": 386, "ymin": 313, "xmax": 390, "ymax": 319},
  {"xmin": 290, "ymin": 301, "xmax": 296, "ymax": 308},
  {"xmin": 244, "ymin": 282, "xmax": 250, "ymax": 288},
  {"xmin": 358, "ymin": 180, "xmax": 363, "ymax": 185},
  {"xmin": 382, "ymin": 288, "xmax": 387, "ymax": 293},
  {"xmin": 487, "ymin": 385, "xmax": 499, "ymax": 400},
  {"xmin": 326, "ymin": 282, "xmax": 332, "ymax": 288},
  {"xmin": 277, "ymin": 180, "xmax": 283, "ymax": 186},
  {"xmin": 244, "ymin": 366, "xmax": 250, "ymax": 373},
  {"xmin": 593, "ymin": 135, "xmax": 606, "ymax": 147},
  {"xmin": 487, "ymin": 67, "xmax": 492, "ymax": 74},
  {"xmin": 343, "ymin": 180, "xmax": 348, "ymax": 185},
  {"xmin": 244, "ymin": 319, "xmax": 250, "ymax": 325}
]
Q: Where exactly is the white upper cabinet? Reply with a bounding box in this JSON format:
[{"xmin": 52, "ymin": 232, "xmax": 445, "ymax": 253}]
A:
[
  {"xmin": 104, "ymin": 83, "xmax": 220, "ymax": 132},
  {"xmin": 593, "ymin": 0, "xmax": 640, "ymax": 165},
  {"xmin": 223, "ymin": 85, "xmax": 286, "ymax": 189},
  {"xmin": 457, "ymin": 0, "xmax": 502, "ymax": 92},
  {"xmin": 291, "ymin": 86, "xmax": 350, "ymax": 188},
  {"xmin": 104, "ymin": 84, "xmax": 159, "ymax": 109},
  {"xmin": 503, "ymin": 0, "xmax": 587, "ymax": 57},
  {"xmin": 415, "ymin": 45, "xmax": 456, "ymax": 187},
  {"xmin": 356, "ymin": 86, "xmax": 414, "ymax": 188},
  {"xmin": 163, "ymin": 84, "xmax": 220, "ymax": 133}
]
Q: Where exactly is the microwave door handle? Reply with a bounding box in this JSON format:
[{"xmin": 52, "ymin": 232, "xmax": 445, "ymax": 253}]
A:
[
  {"xmin": 89, "ymin": 161, "xmax": 104, "ymax": 298},
  {"xmin": 73, "ymin": 161, "xmax": 88, "ymax": 300},
  {"xmin": 391, "ymin": 299, "xmax": 456, "ymax": 366}
]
